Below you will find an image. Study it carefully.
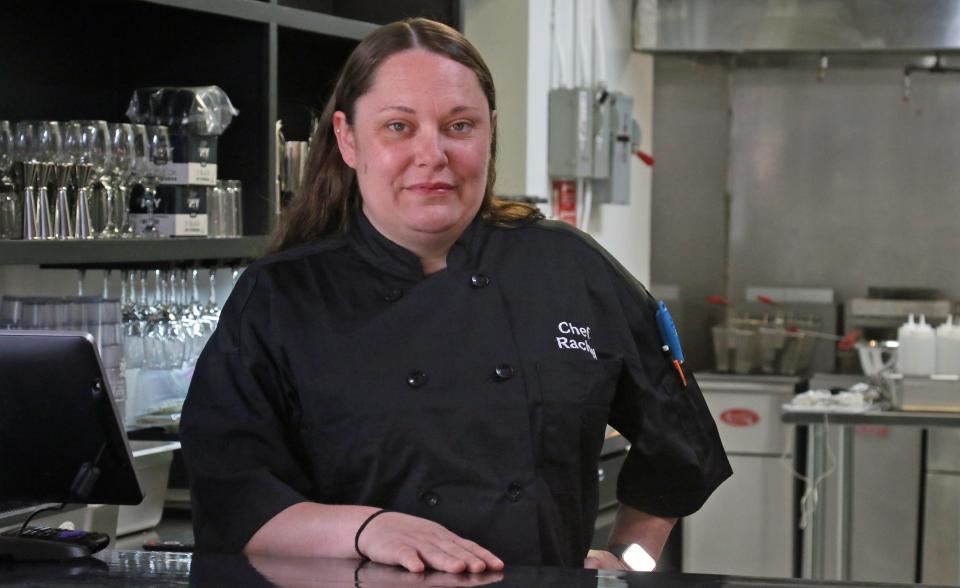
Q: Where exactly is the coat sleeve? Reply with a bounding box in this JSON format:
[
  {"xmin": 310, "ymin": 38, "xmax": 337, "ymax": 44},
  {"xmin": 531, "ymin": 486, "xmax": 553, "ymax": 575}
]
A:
[
  {"xmin": 598, "ymin": 251, "xmax": 733, "ymax": 518},
  {"xmin": 180, "ymin": 267, "xmax": 311, "ymax": 552}
]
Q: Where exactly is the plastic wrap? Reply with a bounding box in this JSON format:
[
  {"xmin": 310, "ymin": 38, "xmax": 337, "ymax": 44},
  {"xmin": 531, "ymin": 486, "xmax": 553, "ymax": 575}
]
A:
[{"xmin": 126, "ymin": 86, "xmax": 238, "ymax": 135}]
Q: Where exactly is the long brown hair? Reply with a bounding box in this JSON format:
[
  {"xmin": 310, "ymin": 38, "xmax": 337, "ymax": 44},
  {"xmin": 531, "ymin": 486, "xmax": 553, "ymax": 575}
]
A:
[{"xmin": 271, "ymin": 17, "xmax": 541, "ymax": 253}]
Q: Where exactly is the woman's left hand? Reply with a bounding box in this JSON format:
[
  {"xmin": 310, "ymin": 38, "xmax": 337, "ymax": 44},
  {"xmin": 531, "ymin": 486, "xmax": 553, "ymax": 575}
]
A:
[{"xmin": 583, "ymin": 549, "xmax": 628, "ymax": 571}]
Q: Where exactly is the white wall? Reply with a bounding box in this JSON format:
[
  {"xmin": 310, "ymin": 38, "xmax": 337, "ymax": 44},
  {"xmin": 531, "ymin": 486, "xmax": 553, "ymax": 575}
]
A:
[
  {"xmin": 463, "ymin": 0, "xmax": 530, "ymax": 196},
  {"xmin": 465, "ymin": 0, "xmax": 654, "ymax": 284}
]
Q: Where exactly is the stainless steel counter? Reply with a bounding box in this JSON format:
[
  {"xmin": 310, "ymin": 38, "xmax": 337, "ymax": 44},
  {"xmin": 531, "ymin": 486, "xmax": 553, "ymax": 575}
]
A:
[
  {"xmin": 782, "ymin": 407, "xmax": 960, "ymax": 583},
  {"xmin": 0, "ymin": 549, "xmax": 946, "ymax": 587}
]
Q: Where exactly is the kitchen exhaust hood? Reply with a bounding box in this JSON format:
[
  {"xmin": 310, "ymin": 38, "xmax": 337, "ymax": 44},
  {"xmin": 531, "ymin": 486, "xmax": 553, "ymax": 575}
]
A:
[{"xmin": 634, "ymin": 0, "xmax": 960, "ymax": 53}]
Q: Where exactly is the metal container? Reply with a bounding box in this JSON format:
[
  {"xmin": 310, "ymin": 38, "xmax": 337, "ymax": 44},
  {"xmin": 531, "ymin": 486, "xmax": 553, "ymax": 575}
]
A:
[
  {"xmin": 682, "ymin": 373, "xmax": 806, "ymax": 578},
  {"xmin": 713, "ymin": 313, "xmax": 823, "ymax": 375}
]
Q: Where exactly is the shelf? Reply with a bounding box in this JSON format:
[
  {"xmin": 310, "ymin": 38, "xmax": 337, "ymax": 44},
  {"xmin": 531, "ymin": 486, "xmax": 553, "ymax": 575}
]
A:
[
  {"xmin": 0, "ymin": 236, "xmax": 268, "ymax": 268},
  {"xmin": 137, "ymin": 0, "xmax": 377, "ymax": 39}
]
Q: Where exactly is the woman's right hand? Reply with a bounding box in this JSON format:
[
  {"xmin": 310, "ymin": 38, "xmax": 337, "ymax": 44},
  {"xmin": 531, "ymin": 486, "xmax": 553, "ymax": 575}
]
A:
[{"xmin": 356, "ymin": 511, "xmax": 504, "ymax": 574}]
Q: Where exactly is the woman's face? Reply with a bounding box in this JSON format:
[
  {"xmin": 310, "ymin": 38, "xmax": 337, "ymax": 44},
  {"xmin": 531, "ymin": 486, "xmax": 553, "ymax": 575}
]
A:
[{"xmin": 333, "ymin": 49, "xmax": 494, "ymax": 253}]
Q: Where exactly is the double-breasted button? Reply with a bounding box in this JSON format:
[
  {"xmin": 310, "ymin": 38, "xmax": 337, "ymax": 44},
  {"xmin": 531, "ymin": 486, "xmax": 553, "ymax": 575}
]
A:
[
  {"xmin": 383, "ymin": 288, "xmax": 403, "ymax": 302},
  {"xmin": 494, "ymin": 364, "xmax": 515, "ymax": 381},
  {"xmin": 470, "ymin": 274, "xmax": 490, "ymax": 288},
  {"xmin": 420, "ymin": 491, "xmax": 440, "ymax": 507},
  {"xmin": 406, "ymin": 371, "xmax": 428, "ymax": 388},
  {"xmin": 506, "ymin": 483, "xmax": 524, "ymax": 502}
]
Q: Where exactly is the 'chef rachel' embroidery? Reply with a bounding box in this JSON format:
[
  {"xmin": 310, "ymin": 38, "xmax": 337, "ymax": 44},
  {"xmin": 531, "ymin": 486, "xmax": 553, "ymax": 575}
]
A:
[{"xmin": 555, "ymin": 321, "xmax": 597, "ymax": 359}]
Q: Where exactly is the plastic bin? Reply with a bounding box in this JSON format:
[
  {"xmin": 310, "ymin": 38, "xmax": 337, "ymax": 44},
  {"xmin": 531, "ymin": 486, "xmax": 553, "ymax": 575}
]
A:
[{"xmin": 116, "ymin": 440, "xmax": 180, "ymax": 536}]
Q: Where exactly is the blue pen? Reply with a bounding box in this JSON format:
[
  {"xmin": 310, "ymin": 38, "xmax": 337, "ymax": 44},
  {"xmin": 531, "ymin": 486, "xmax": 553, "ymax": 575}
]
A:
[{"xmin": 655, "ymin": 300, "xmax": 687, "ymax": 387}]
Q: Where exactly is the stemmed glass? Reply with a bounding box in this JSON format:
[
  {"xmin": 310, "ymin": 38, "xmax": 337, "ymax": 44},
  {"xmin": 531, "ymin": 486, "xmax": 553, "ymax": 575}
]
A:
[
  {"xmin": 14, "ymin": 121, "xmax": 63, "ymax": 239},
  {"xmin": 13, "ymin": 121, "xmax": 39, "ymax": 239},
  {"xmin": 126, "ymin": 124, "xmax": 149, "ymax": 237},
  {"xmin": 67, "ymin": 120, "xmax": 109, "ymax": 239},
  {"xmin": 105, "ymin": 123, "xmax": 134, "ymax": 238},
  {"xmin": 37, "ymin": 121, "xmax": 63, "ymax": 239},
  {"xmin": 0, "ymin": 121, "xmax": 19, "ymax": 239},
  {"xmin": 162, "ymin": 269, "xmax": 186, "ymax": 369},
  {"xmin": 143, "ymin": 269, "xmax": 166, "ymax": 368},
  {"xmin": 122, "ymin": 270, "xmax": 145, "ymax": 369},
  {"xmin": 183, "ymin": 268, "xmax": 208, "ymax": 365},
  {"xmin": 205, "ymin": 268, "xmax": 221, "ymax": 325},
  {"xmin": 141, "ymin": 125, "xmax": 170, "ymax": 238},
  {"xmin": 58, "ymin": 122, "xmax": 81, "ymax": 239}
]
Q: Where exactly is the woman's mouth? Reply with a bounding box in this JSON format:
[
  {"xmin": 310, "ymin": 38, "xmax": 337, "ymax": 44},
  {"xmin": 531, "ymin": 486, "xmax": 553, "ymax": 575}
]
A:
[{"xmin": 406, "ymin": 182, "xmax": 455, "ymax": 195}]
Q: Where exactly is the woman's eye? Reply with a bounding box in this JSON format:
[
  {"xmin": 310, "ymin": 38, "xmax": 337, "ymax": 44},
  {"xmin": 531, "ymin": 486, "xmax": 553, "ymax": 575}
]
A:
[{"xmin": 386, "ymin": 122, "xmax": 408, "ymax": 133}]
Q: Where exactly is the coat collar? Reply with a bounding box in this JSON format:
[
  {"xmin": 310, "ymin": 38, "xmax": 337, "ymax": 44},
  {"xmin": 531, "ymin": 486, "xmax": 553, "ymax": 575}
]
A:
[{"xmin": 345, "ymin": 208, "xmax": 485, "ymax": 280}]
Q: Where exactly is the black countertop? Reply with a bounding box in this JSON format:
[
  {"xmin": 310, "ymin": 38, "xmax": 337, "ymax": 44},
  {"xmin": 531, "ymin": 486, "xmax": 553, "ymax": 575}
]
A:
[{"xmin": 0, "ymin": 550, "xmax": 945, "ymax": 587}]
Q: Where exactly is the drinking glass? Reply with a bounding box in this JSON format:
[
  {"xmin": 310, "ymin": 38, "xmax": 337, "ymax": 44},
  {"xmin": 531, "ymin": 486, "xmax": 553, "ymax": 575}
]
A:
[
  {"xmin": 143, "ymin": 269, "xmax": 166, "ymax": 368},
  {"xmin": 124, "ymin": 124, "xmax": 150, "ymax": 238},
  {"xmin": 122, "ymin": 270, "xmax": 145, "ymax": 368},
  {"xmin": 225, "ymin": 180, "xmax": 242, "ymax": 237},
  {"xmin": 208, "ymin": 181, "xmax": 224, "ymax": 237},
  {"xmin": 141, "ymin": 126, "xmax": 170, "ymax": 238},
  {"xmin": 35, "ymin": 121, "xmax": 63, "ymax": 239},
  {"xmin": 105, "ymin": 123, "xmax": 134, "ymax": 239},
  {"xmin": 0, "ymin": 121, "xmax": 20, "ymax": 239},
  {"xmin": 68, "ymin": 120, "xmax": 109, "ymax": 239},
  {"xmin": 74, "ymin": 120, "xmax": 112, "ymax": 238},
  {"xmin": 162, "ymin": 270, "xmax": 186, "ymax": 369},
  {"xmin": 14, "ymin": 121, "xmax": 40, "ymax": 239}
]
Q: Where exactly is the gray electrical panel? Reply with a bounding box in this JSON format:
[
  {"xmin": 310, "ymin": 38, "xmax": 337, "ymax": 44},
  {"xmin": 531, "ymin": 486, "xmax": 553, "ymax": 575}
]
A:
[
  {"xmin": 592, "ymin": 93, "xmax": 612, "ymax": 179},
  {"xmin": 548, "ymin": 88, "xmax": 594, "ymax": 179},
  {"xmin": 548, "ymin": 87, "xmax": 638, "ymax": 205},
  {"xmin": 593, "ymin": 92, "xmax": 635, "ymax": 205}
]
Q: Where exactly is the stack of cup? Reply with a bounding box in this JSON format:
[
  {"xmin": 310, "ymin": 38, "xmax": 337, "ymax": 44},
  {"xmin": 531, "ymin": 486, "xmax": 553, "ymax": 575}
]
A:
[{"xmin": 207, "ymin": 179, "xmax": 242, "ymax": 238}]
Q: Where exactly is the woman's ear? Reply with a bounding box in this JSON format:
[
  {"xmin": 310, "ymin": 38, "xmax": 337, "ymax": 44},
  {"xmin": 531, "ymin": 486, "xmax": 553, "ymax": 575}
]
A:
[{"xmin": 332, "ymin": 111, "xmax": 357, "ymax": 169}]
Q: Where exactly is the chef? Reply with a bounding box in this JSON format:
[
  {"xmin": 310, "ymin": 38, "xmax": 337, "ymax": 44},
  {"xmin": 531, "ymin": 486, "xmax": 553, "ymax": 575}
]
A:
[{"xmin": 180, "ymin": 17, "xmax": 731, "ymax": 574}]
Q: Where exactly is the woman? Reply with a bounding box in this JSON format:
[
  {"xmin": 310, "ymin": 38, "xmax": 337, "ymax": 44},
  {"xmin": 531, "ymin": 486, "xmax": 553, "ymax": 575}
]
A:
[{"xmin": 181, "ymin": 18, "xmax": 731, "ymax": 574}]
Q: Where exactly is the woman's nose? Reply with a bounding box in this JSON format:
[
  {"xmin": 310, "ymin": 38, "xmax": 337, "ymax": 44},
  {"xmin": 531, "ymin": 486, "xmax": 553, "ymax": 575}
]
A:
[{"xmin": 413, "ymin": 127, "xmax": 448, "ymax": 168}]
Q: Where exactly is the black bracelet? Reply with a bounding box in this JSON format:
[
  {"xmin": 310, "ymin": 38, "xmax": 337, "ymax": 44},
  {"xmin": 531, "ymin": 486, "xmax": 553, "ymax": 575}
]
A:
[{"xmin": 354, "ymin": 509, "xmax": 391, "ymax": 559}]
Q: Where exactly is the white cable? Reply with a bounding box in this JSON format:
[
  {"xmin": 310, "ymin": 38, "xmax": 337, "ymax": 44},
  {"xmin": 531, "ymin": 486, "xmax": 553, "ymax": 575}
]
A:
[
  {"xmin": 577, "ymin": 0, "xmax": 590, "ymax": 86},
  {"xmin": 593, "ymin": 0, "xmax": 607, "ymax": 85},
  {"xmin": 549, "ymin": 0, "xmax": 557, "ymax": 88},
  {"xmin": 572, "ymin": 0, "xmax": 580, "ymax": 87},
  {"xmin": 580, "ymin": 180, "xmax": 593, "ymax": 232},
  {"xmin": 778, "ymin": 413, "xmax": 838, "ymax": 531}
]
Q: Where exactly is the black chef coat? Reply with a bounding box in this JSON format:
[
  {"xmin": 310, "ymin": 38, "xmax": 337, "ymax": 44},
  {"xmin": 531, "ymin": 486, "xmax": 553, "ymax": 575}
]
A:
[{"xmin": 180, "ymin": 211, "xmax": 732, "ymax": 567}]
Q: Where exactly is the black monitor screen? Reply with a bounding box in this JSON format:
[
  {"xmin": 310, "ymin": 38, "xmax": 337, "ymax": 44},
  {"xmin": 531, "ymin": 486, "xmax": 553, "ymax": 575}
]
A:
[{"xmin": 0, "ymin": 331, "xmax": 142, "ymax": 506}]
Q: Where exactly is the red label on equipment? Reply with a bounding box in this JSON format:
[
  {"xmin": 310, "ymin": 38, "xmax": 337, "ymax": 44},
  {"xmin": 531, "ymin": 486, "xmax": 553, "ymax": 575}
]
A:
[
  {"xmin": 552, "ymin": 180, "xmax": 577, "ymax": 227},
  {"xmin": 720, "ymin": 408, "xmax": 760, "ymax": 427}
]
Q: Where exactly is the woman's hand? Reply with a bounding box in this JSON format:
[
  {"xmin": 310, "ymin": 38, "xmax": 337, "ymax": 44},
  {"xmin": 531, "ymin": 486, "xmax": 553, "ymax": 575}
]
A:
[
  {"xmin": 583, "ymin": 549, "xmax": 628, "ymax": 571},
  {"xmin": 357, "ymin": 511, "xmax": 504, "ymax": 574}
]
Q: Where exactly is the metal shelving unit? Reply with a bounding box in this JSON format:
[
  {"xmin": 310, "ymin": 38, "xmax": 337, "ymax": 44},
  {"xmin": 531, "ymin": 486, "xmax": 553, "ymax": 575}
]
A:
[
  {"xmin": 1, "ymin": 0, "xmax": 458, "ymax": 270},
  {"xmin": 0, "ymin": 237, "xmax": 268, "ymax": 268},
  {"xmin": 138, "ymin": 0, "xmax": 378, "ymax": 38}
]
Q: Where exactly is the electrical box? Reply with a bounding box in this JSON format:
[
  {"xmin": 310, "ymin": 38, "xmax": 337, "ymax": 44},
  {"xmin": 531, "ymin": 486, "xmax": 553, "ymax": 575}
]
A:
[
  {"xmin": 548, "ymin": 88, "xmax": 594, "ymax": 179},
  {"xmin": 593, "ymin": 92, "xmax": 636, "ymax": 205},
  {"xmin": 592, "ymin": 92, "xmax": 612, "ymax": 179}
]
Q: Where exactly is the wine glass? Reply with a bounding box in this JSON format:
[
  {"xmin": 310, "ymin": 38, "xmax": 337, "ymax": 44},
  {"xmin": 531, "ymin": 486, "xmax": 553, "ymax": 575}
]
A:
[
  {"xmin": 0, "ymin": 121, "xmax": 20, "ymax": 239},
  {"xmin": 125, "ymin": 124, "xmax": 149, "ymax": 237},
  {"xmin": 68, "ymin": 120, "xmax": 109, "ymax": 239},
  {"xmin": 141, "ymin": 125, "xmax": 170, "ymax": 238},
  {"xmin": 35, "ymin": 121, "xmax": 63, "ymax": 239},
  {"xmin": 59, "ymin": 122, "xmax": 83, "ymax": 239},
  {"xmin": 13, "ymin": 121, "xmax": 39, "ymax": 239},
  {"xmin": 105, "ymin": 123, "xmax": 134, "ymax": 239}
]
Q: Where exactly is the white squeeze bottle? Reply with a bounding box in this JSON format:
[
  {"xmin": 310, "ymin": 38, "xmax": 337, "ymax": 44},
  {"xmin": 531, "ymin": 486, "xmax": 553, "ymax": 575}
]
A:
[
  {"xmin": 936, "ymin": 315, "xmax": 960, "ymax": 375},
  {"xmin": 898, "ymin": 314, "xmax": 937, "ymax": 375},
  {"xmin": 909, "ymin": 314, "xmax": 937, "ymax": 375},
  {"xmin": 897, "ymin": 314, "xmax": 917, "ymax": 374}
]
